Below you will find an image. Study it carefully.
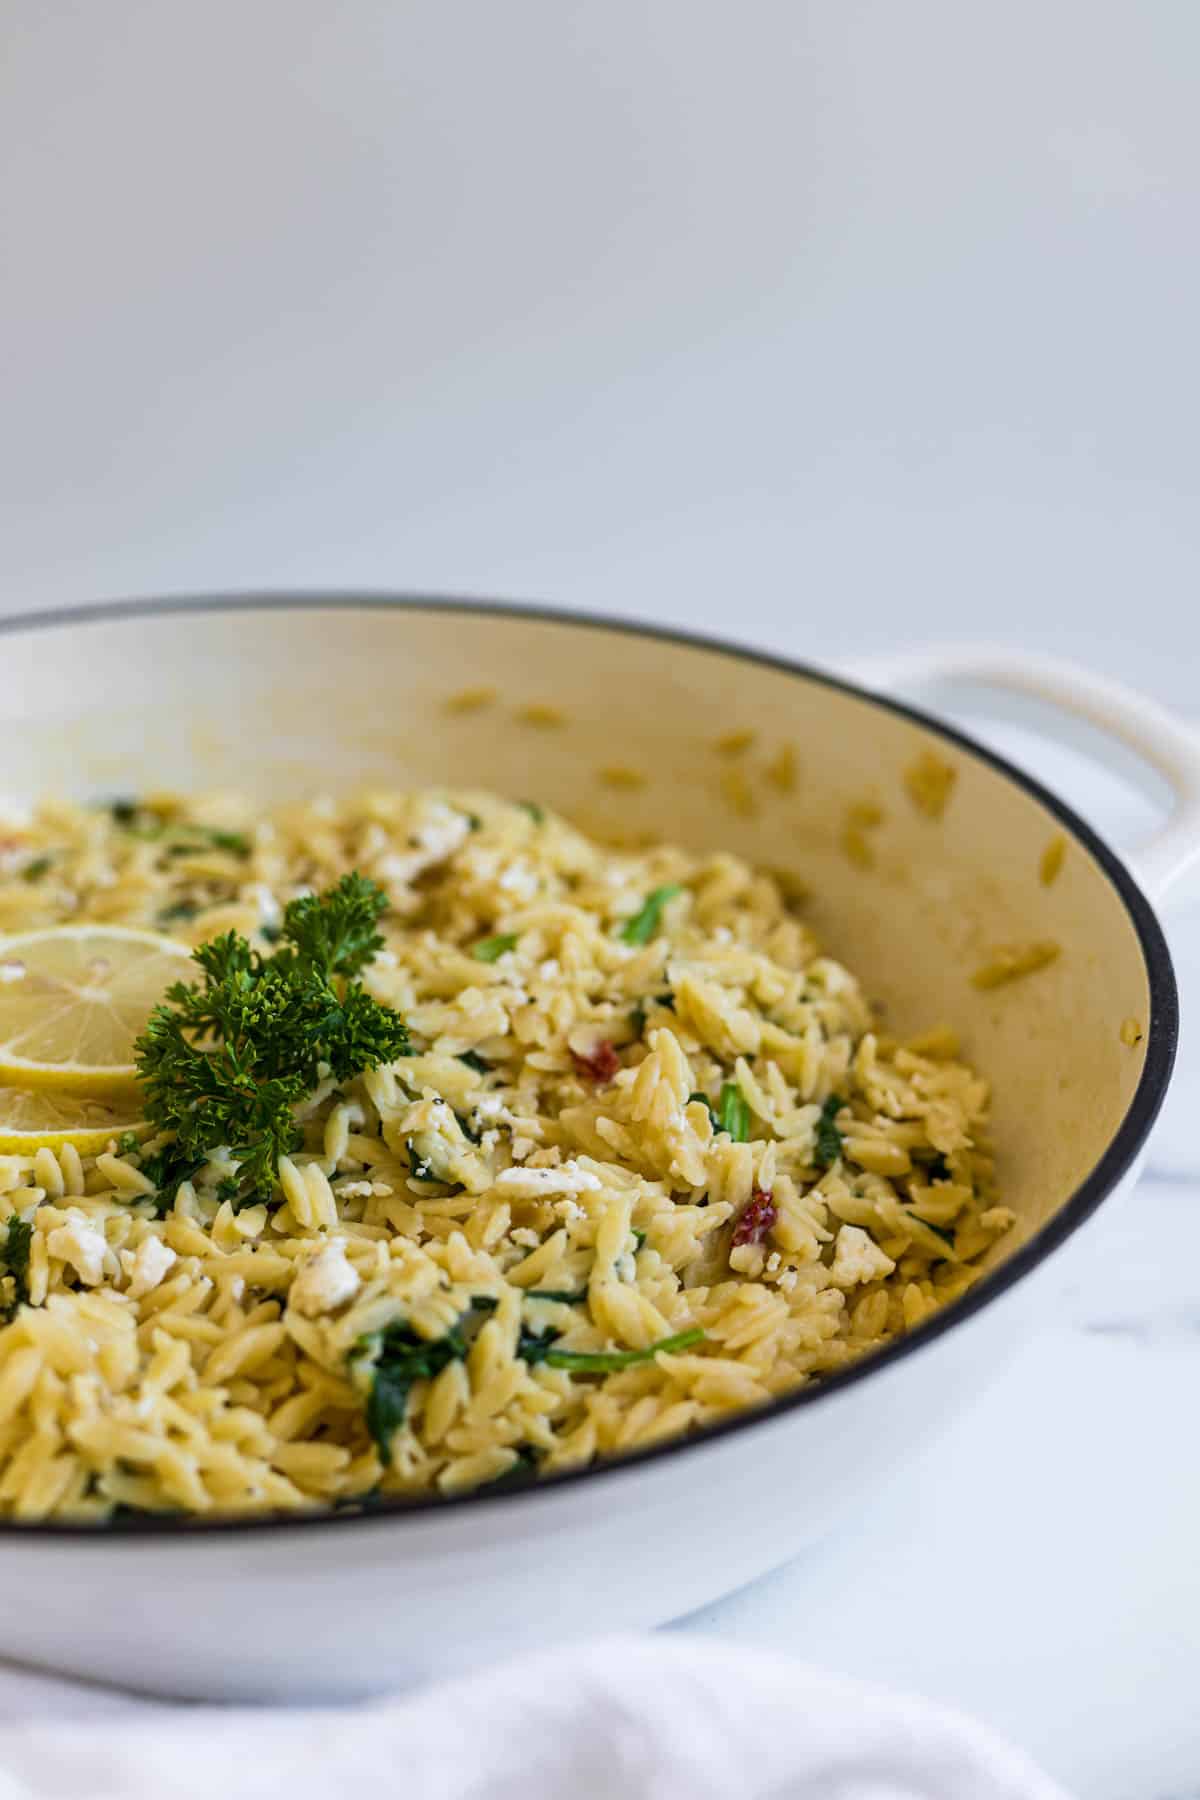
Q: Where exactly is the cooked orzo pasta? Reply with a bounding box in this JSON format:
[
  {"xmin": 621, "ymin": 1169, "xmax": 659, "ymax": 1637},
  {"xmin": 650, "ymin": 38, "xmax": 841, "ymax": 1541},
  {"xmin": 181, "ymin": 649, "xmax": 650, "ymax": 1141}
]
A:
[{"xmin": 0, "ymin": 788, "xmax": 1008, "ymax": 1520}]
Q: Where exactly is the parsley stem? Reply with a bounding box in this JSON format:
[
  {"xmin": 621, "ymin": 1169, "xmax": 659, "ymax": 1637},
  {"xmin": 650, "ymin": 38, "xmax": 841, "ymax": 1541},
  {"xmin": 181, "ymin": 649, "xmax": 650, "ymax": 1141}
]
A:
[{"xmin": 543, "ymin": 1327, "xmax": 704, "ymax": 1371}]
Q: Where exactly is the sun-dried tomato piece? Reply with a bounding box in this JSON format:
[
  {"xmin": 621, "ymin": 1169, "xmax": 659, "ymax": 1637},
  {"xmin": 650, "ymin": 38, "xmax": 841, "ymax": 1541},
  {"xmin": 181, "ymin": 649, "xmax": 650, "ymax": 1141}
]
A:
[
  {"xmin": 732, "ymin": 1187, "xmax": 777, "ymax": 1248},
  {"xmin": 570, "ymin": 1040, "xmax": 621, "ymax": 1084}
]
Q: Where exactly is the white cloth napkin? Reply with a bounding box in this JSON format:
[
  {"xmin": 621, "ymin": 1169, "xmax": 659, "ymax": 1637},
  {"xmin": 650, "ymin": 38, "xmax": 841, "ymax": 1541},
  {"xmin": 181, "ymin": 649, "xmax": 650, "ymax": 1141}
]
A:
[{"xmin": 0, "ymin": 1636, "xmax": 1070, "ymax": 1800}]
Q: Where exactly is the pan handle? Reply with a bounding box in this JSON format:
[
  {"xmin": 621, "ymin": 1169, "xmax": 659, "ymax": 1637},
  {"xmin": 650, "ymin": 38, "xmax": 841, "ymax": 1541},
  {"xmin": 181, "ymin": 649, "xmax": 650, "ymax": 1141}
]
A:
[{"xmin": 840, "ymin": 645, "xmax": 1200, "ymax": 906}]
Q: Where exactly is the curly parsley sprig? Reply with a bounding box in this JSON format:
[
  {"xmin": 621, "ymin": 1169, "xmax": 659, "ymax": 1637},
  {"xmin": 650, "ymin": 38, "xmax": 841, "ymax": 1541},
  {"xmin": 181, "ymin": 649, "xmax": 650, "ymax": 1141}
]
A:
[{"xmin": 135, "ymin": 873, "xmax": 408, "ymax": 1207}]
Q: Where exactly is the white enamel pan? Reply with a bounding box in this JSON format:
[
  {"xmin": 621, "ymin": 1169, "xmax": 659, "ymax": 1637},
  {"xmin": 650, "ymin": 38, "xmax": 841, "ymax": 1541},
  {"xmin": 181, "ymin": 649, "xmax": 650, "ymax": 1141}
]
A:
[{"xmin": 0, "ymin": 596, "xmax": 1195, "ymax": 1700}]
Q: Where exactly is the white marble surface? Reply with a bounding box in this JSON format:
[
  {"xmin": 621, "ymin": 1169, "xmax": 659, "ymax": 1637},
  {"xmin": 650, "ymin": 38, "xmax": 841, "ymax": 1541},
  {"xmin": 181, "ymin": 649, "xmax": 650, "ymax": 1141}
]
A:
[{"xmin": 680, "ymin": 1177, "xmax": 1200, "ymax": 1800}]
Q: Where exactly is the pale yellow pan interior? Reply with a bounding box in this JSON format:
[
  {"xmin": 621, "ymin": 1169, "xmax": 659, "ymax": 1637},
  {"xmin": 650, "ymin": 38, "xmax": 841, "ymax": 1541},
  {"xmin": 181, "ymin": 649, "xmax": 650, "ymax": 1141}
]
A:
[{"xmin": 0, "ymin": 604, "xmax": 1156, "ymax": 1262}]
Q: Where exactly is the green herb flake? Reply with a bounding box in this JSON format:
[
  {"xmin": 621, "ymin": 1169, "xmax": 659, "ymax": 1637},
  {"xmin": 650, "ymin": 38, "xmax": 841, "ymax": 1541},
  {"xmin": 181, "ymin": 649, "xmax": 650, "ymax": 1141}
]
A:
[
  {"xmin": 471, "ymin": 932, "xmax": 519, "ymax": 964},
  {"xmin": 717, "ymin": 1082, "xmax": 751, "ymax": 1142},
  {"xmin": 134, "ymin": 1143, "xmax": 207, "ymax": 1217},
  {"xmin": 353, "ymin": 1307, "xmax": 487, "ymax": 1463},
  {"xmin": 457, "ymin": 1050, "xmax": 491, "ymax": 1074},
  {"xmin": 330, "ymin": 1487, "xmax": 385, "ymax": 1515},
  {"xmin": 518, "ymin": 800, "xmax": 545, "ymax": 825},
  {"xmin": 204, "ymin": 829, "xmax": 252, "ymax": 858},
  {"xmin": 116, "ymin": 1131, "xmax": 141, "ymax": 1158},
  {"xmin": 135, "ymin": 873, "xmax": 408, "ymax": 1210},
  {"xmin": 619, "ymin": 884, "xmax": 683, "ymax": 946},
  {"xmin": 108, "ymin": 795, "xmax": 255, "ymax": 858},
  {"xmin": 165, "ymin": 827, "xmax": 251, "ymax": 860},
  {"xmin": 479, "ymin": 1445, "xmax": 542, "ymax": 1491},
  {"xmin": 156, "ymin": 899, "xmax": 199, "ymax": 927},
  {"xmin": 688, "ymin": 1090, "xmax": 718, "ymax": 1128},
  {"xmin": 517, "ymin": 1324, "xmax": 704, "ymax": 1373},
  {"xmin": 406, "ymin": 1140, "xmax": 439, "ymax": 1185},
  {"xmin": 515, "ymin": 1323, "xmax": 562, "ymax": 1367},
  {"xmin": 630, "ymin": 991, "xmax": 675, "ymax": 1036},
  {"xmin": 21, "ymin": 855, "xmax": 53, "ymax": 883},
  {"xmin": 814, "ymin": 1093, "xmax": 845, "ymax": 1168},
  {"xmin": 107, "ymin": 1500, "xmax": 186, "ymax": 1521},
  {"xmin": 107, "ymin": 798, "xmax": 169, "ymax": 840},
  {"xmin": 526, "ymin": 1288, "xmax": 588, "ymax": 1305},
  {"xmin": 0, "ymin": 1217, "xmax": 34, "ymax": 1316}
]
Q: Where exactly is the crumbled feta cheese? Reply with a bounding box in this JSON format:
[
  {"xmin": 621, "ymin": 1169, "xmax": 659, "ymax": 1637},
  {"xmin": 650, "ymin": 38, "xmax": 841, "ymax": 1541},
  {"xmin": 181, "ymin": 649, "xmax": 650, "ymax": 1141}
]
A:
[
  {"xmin": 497, "ymin": 859, "xmax": 539, "ymax": 900},
  {"xmin": 0, "ymin": 961, "xmax": 26, "ymax": 985},
  {"xmin": 460, "ymin": 845, "xmax": 501, "ymax": 881},
  {"xmin": 829, "ymin": 1225, "xmax": 896, "ymax": 1289},
  {"xmin": 288, "ymin": 1238, "xmax": 361, "ymax": 1316},
  {"xmin": 537, "ymin": 959, "xmax": 561, "ymax": 981},
  {"xmin": 46, "ymin": 1211, "xmax": 108, "ymax": 1285},
  {"xmin": 494, "ymin": 1162, "xmax": 603, "ymax": 1200},
  {"xmin": 120, "ymin": 1235, "xmax": 177, "ymax": 1299},
  {"xmin": 566, "ymin": 1022, "xmax": 614, "ymax": 1059},
  {"xmin": 371, "ymin": 851, "xmax": 417, "ymax": 883},
  {"xmin": 376, "ymin": 805, "xmax": 470, "ymax": 885},
  {"xmin": 469, "ymin": 1098, "xmax": 537, "ymax": 1150}
]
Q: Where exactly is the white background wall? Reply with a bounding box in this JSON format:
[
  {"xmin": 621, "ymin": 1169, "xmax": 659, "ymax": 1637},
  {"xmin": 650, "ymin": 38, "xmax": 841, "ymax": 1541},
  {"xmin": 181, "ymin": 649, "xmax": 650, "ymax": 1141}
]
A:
[{"xmin": 2, "ymin": 1, "xmax": 1198, "ymax": 698}]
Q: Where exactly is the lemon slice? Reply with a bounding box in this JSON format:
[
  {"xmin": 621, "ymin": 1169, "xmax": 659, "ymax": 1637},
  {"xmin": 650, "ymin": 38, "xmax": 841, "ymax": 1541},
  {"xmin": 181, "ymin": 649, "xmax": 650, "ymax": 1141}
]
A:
[
  {"xmin": 0, "ymin": 1088, "xmax": 150, "ymax": 1155},
  {"xmin": 0, "ymin": 926, "xmax": 192, "ymax": 1094}
]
